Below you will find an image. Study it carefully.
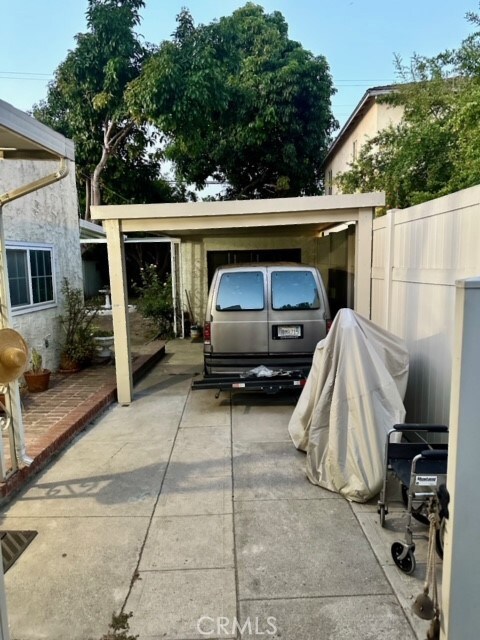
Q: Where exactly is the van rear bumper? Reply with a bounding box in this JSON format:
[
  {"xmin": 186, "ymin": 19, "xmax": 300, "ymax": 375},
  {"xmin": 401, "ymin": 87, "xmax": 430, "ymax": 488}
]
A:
[{"xmin": 204, "ymin": 353, "xmax": 314, "ymax": 376}]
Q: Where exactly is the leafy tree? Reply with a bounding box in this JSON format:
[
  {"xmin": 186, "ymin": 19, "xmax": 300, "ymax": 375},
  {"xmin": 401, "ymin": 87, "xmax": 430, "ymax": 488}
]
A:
[
  {"xmin": 32, "ymin": 0, "xmax": 166, "ymax": 217},
  {"xmin": 336, "ymin": 10, "xmax": 480, "ymax": 211},
  {"xmin": 127, "ymin": 3, "xmax": 337, "ymax": 199}
]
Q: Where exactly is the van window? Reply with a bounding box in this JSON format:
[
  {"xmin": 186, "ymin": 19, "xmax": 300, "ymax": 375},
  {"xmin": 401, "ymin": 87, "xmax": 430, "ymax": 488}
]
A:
[
  {"xmin": 271, "ymin": 271, "xmax": 321, "ymax": 310},
  {"xmin": 216, "ymin": 271, "xmax": 265, "ymax": 311}
]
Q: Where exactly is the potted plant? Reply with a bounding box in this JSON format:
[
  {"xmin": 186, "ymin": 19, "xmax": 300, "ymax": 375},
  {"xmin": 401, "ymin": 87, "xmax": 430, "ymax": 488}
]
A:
[
  {"xmin": 59, "ymin": 279, "xmax": 99, "ymax": 372},
  {"xmin": 23, "ymin": 348, "xmax": 51, "ymax": 392},
  {"xmin": 190, "ymin": 323, "xmax": 203, "ymax": 339},
  {"xmin": 91, "ymin": 326, "xmax": 114, "ymax": 361}
]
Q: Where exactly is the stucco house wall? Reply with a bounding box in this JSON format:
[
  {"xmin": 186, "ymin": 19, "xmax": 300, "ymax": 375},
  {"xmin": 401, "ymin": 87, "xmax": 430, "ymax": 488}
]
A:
[{"xmin": 0, "ymin": 159, "xmax": 82, "ymax": 371}]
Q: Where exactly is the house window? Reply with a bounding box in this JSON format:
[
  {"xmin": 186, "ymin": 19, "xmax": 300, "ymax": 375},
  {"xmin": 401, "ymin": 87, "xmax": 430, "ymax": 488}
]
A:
[
  {"xmin": 352, "ymin": 139, "xmax": 358, "ymax": 161},
  {"xmin": 6, "ymin": 244, "xmax": 55, "ymax": 312},
  {"xmin": 327, "ymin": 169, "xmax": 333, "ymax": 195}
]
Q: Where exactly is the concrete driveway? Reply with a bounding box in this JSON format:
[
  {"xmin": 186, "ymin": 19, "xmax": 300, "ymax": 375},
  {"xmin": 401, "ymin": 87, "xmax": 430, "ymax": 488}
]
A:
[{"xmin": 0, "ymin": 340, "xmax": 436, "ymax": 639}]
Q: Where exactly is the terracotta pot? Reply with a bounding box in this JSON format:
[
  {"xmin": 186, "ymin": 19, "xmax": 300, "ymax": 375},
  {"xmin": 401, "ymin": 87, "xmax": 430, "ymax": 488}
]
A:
[
  {"xmin": 24, "ymin": 369, "xmax": 51, "ymax": 393},
  {"xmin": 59, "ymin": 354, "xmax": 81, "ymax": 373}
]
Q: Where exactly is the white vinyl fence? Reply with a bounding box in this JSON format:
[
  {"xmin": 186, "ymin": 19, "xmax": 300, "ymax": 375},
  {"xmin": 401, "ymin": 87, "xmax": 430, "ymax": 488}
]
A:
[{"xmin": 371, "ymin": 184, "xmax": 480, "ymax": 424}]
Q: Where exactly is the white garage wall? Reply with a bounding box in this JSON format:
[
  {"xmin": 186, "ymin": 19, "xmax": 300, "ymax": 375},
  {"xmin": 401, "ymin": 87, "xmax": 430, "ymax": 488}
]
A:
[{"xmin": 372, "ymin": 185, "xmax": 480, "ymax": 423}]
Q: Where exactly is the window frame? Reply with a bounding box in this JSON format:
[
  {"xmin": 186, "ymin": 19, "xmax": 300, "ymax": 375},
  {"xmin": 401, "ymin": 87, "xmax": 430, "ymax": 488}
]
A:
[{"xmin": 6, "ymin": 241, "xmax": 57, "ymax": 316}]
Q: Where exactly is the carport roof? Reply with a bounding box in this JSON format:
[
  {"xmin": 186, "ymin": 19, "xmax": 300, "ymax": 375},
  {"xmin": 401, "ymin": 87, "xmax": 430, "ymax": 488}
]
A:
[
  {"xmin": 91, "ymin": 192, "xmax": 385, "ymax": 237},
  {"xmin": 91, "ymin": 192, "xmax": 384, "ymax": 404},
  {"xmin": 0, "ymin": 98, "xmax": 74, "ymax": 161}
]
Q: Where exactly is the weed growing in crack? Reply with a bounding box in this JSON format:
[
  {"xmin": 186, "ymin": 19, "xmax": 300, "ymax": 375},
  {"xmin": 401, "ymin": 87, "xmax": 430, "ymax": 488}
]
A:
[{"xmin": 101, "ymin": 611, "xmax": 138, "ymax": 640}]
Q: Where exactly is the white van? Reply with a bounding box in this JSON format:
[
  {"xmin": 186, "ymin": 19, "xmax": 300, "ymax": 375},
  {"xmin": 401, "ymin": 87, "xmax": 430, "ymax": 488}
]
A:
[{"xmin": 203, "ymin": 263, "xmax": 331, "ymax": 375}]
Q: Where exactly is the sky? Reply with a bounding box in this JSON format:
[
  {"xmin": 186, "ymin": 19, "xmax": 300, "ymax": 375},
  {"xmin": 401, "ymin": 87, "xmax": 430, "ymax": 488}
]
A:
[{"xmin": 1, "ymin": 0, "xmax": 478, "ymax": 131}]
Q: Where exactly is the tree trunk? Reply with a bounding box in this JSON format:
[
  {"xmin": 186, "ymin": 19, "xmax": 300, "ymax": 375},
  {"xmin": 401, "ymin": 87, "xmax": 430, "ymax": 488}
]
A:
[
  {"xmin": 89, "ymin": 120, "xmax": 135, "ymax": 217},
  {"xmin": 85, "ymin": 178, "xmax": 91, "ymax": 220},
  {"xmin": 92, "ymin": 145, "xmax": 110, "ymax": 208}
]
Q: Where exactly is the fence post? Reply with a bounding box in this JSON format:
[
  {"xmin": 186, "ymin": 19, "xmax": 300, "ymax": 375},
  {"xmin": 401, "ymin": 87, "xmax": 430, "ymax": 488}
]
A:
[
  {"xmin": 354, "ymin": 207, "xmax": 373, "ymax": 318},
  {"xmin": 384, "ymin": 209, "xmax": 397, "ymax": 331},
  {"xmin": 441, "ymin": 277, "xmax": 480, "ymax": 638}
]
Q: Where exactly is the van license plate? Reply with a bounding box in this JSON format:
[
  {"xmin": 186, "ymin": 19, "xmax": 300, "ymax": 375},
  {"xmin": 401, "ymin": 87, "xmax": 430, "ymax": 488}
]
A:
[{"xmin": 277, "ymin": 325, "xmax": 302, "ymax": 339}]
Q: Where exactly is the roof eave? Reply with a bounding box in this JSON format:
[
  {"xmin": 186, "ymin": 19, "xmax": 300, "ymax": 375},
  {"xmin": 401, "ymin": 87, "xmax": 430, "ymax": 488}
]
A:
[
  {"xmin": 324, "ymin": 85, "xmax": 396, "ymax": 167},
  {"xmin": 0, "ymin": 99, "xmax": 75, "ymax": 162}
]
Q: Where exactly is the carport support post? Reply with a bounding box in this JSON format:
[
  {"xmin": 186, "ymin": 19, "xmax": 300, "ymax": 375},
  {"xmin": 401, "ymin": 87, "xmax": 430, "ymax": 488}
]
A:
[
  {"xmin": 104, "ymin": 219, "xmax": 133, "ymax": 405},
  {"xmin": 354, "ymin": 207, "xmax": 373, "ymax": 318},
  {"xmin": 441, "ymin": 277, "xmax": 480, "ymax": 639}
]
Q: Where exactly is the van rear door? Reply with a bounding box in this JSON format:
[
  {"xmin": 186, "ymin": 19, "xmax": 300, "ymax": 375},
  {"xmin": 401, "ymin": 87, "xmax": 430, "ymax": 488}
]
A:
[
  {"xmin": 267, "ymin": 266, "xmax": 326, "ymax": 357},
  {"xmin": 209, "ymin": 267, "xmax": 268, "ymax": 355}
]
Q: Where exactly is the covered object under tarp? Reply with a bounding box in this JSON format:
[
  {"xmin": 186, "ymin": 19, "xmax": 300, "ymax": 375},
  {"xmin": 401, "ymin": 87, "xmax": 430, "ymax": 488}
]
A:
[{"xmin": 288, "ymin": 309, "xmax": 409, "ymax": 502}]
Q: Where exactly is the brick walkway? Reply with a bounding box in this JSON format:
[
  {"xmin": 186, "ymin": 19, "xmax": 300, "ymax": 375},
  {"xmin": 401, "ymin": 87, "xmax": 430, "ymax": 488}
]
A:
[{"xmin": 0, "ymin": 341, "xmax": 166, "ymax": 501}]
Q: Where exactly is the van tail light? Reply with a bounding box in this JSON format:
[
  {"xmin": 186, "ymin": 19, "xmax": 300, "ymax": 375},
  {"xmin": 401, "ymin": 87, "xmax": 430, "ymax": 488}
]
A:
[
  {"xmin": 203, "ymin": 321, "xmax": 211, "ymax": 345},
  {"xmin": 326, "ymin": 319, "xmax": 333, "ymax": 334}
]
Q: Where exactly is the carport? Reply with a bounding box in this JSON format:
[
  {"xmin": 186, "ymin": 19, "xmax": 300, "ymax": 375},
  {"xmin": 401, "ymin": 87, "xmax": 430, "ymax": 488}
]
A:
[{"xmin": 91, "ymin": 192, "xmax": 384, "ymax": 404}]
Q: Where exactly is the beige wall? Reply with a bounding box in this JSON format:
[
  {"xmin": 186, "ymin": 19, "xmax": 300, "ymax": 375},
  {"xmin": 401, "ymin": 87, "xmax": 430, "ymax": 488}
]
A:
[
  {"xmin": 372, "ymin": 184, "xmax": 480, "ymax": 424},
  {"xmin": 325, "ymin": 101, "xmax": 403, "ymax": 195},
  {"xmin": 317, "ymin": 226, "xmax": 355, "ymax": 310},
  {"xmin": 0, "ymin": 159, "xmax": 82, "ymax": 370}
]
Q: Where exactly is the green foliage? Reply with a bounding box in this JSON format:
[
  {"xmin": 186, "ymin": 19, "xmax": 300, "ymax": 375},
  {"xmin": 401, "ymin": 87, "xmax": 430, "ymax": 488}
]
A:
[
  {"xmin": 30, "ymin": 348, "xmax": 43, "ymax": 374},
  {"xmin": 31, "ymin": 0, "xmax": 174, "ymax": 214},
  {"xmin": 133, "ymin": 265, "xmax": 174, "ymax": 338},
  {"xmin": 127, "ymin": 3, "xmax": 337, "ymax": 198},
  {"xmin": 91, "ymin": 326, "xmax": 114, "ymax": 337},
  {"xmin": 337, "ymin": 11, "xmax": 480, "ymax": 210},
  {"xmin": 60, "ymin": 279, "xmax": 99, "ymax": 365},
  {"xmin": 101, "ymin": 611, "xmax": 138, "ymax": 640}
]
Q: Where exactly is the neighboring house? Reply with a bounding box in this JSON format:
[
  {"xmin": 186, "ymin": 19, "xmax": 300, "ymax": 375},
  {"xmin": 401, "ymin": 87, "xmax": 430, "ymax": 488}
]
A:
[
  {"xmin": 0, "ymin": 101, "xmax": 82, "ymax": 371},
  {"xmin": 323, "ymin": 85, "xmax": 403, "ymax": 195},
  {"xmin": 314, "ymin": 86, "xmax": 403, "ymax": 311}
]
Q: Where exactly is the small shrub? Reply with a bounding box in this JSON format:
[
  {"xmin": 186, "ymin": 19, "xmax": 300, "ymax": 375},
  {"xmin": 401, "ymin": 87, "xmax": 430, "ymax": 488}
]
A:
[
  {"xmin": 133, "ymin": 265, "xmax": 174, "ymax": 338},
  {"xmin": 101, "ymin": 611, "xmax": 138, "ymax": 640},
  {"xmin": 60, "ymin": 278, "xmax": 99, "ymax": 365},
  {"xmin": 91, "ymin": 326, "xmax": 114, "ymax": 338}
]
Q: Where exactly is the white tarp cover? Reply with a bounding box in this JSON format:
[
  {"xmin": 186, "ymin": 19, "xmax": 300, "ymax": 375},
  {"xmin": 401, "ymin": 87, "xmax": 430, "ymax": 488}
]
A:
[{"xmin": 288, "ymin": 309, "xmax": 409, "ymax": 502}]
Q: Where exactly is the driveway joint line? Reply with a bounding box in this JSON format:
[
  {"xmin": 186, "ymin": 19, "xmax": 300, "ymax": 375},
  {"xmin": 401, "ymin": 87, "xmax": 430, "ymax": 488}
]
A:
[
  {"xmin": 237, "ymin": 592, "xmax": 398, "ymax": 602},
  {"xmin": 348, "ymin": 499, "xmax": 418, "ymax": 637},
  {"xmin": 137, "ymin": 565, "xmax": 236, "ymax": 573},
  {"xmin": 120, "ymin": 381, "xmax": 190, "ymax": 614}
]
